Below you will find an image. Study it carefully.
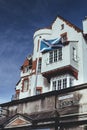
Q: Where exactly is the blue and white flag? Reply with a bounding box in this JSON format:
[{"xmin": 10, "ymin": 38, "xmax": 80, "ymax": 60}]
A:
[{"xmin": 40, "ymin": 38, "xmax": 63, "ymax": 53}]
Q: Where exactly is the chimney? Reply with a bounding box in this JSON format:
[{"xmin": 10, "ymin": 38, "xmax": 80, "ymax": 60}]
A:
[{"xmin": 83, "ymin": 16, "xmax": 87, "ymax": 34}]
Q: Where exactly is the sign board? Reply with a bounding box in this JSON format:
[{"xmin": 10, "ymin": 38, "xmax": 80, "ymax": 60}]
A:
[{"xmin": 57, "ymin": 92, "xmax": 80, "ymax": 115}]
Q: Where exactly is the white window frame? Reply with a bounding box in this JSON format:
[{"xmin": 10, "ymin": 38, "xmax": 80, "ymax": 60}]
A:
[
  {"xmin": 49, "ymin": 48, "xmax": 62, "ymax": 64},
  {"xmin": 52, "ymin": 76, "xmax": 73, "ymax": 91},
  {"xmin": 73, "ymin": 47, "xmax": 77, "ymax": 62}
]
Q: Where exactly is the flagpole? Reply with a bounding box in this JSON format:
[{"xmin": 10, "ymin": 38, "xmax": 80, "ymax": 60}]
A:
[{"xmin": 34, "ymin": 38, "xmax": 41, "ymax": 95}]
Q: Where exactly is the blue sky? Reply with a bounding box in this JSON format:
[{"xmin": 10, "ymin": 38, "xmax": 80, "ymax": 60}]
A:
[{"xmin": 0, "ymin": 0, "xmax": 87, "ymax": 103}]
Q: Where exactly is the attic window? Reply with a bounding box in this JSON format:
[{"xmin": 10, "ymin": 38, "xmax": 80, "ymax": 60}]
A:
[{"xmin": 61, "ymin": 24, "xmax": 64, "ymax": 30}]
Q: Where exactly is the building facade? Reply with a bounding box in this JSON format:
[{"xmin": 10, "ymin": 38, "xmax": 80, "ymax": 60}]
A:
[
  {"xmin": 15, "ymin": 15, "xmax": 87, "ymax": 100},
  {"xmin": 1, "ymin": 15, "xmax": 87, "ymax": 130}
]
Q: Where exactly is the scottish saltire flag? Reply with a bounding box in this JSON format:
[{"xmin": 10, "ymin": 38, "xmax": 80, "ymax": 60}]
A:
[{"xmin": 40, "ymin": 38, "xmax": 63, "ymax": 53}]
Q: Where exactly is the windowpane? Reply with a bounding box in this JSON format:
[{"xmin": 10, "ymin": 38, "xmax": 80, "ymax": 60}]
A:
[
  {"xmin": 49, "ymin": 51, "xmax": 53, "ymax": 63},
  {"xmin": 53, "ymin": 81, "xmax": 56, "ymax": 90},
  {"xmin": 23, "ymin": 79, "xmax": 28, "ymax": 92},
  {"xmin": 61, "ymin": 33, "xmax": 67, "ymax": 43},
  {"xmin": 52, "ymin": 76, "xmax": 74, "ymax": 91},
  {"xmin": 58, "ymin": 48, "xmax": 62, "ymax": 60},
  {"xmin": 36, "ymin": 88, "xmax": 42, "ymax": 95},
  {"xmin": 49, "ymin": 48, "xmax": 62, "ymax": 64},
  {"xmin": 73, "ymin": 47, "xmax": 77, "ymax": 61},
  {"xmin": 70, "ymin": 78, "xmax": 73, "ymax": 87},
  {"xmin": 61, "ymin": 24, "xmax": 64, "ymax": 30},
  {"xmin": 54, "ymin": 50, "xmax": 57, "ymax": 62},
  {"xmin": 57, "ymin": 80, "xmax": 61, "ymax": 90},
  {"xmin": 63, "ymin": 78, "xmax": 67, "ymax": 89}
]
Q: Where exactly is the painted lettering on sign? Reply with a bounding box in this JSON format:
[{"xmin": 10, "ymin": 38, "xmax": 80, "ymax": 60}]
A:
[{"xmin": 57, "ymin": 92, "xmax": 80, "ymax": 109}]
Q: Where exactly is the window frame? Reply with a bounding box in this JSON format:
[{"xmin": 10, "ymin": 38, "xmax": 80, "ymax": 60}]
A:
[
  {"xmin": 73, "ymin": 47, "xmax": 77, "ymax": 62},
  {"xmin": 52, "ymin": 76, "xmax": 73, "ymax": 91},
  {"xmin": 49, "ymin": 48, "xmax": 62, "ymax": 64},
  {"xmin": 22, "ymin": 78, "xmax": 29, "ymax": 92},
  {"xmin": 36, "ymin": 87, "xmax": 42, "ymax": 95},
  {"xmin": 61, "ymin": 32, "xmax": 67, "ymax": 43},
  {"xmin": 61, "ymin": 24, "xmax": 64, "ymax": 30}
]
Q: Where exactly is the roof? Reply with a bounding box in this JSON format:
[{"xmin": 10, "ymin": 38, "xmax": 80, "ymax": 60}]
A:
[
  {"xmin": 0, "ymin": 111, "xmax": 59, "ymax": 129},
  {"xmin": 34, "ymin": 15, "xmax": 83, "ymax": 39},
  {"xmin": 57, "ymin": 15, "xmax": 82, "ymax": 33},
  {"xmin": 21, "ymin": 56, "xmax": 32, "ymax": 70},
  {"xmin": 22, "ymin": 58, "xmax": 29, "ymax": 67},
  {"xmin": 45, "ymin": 15, "xmax": 82, "ymax": 33}
]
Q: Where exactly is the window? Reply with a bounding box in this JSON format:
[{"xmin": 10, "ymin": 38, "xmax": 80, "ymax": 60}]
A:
[
  {"xmin": 57, "ymin": 80, "xmax": 61, "ymax": 90},
  {"xmin": 52, "ymin": 78, "xmax": 67, "ymax": 91},
  {"xmin": 58, "ymin": 48, "xmax": 62, "ymax": 60},
  {"xmin": 38, "ymin": 58, "xmax": 42, "ymax": 73},
  {"xmin": 49, "ymin": 48, "xmax": 62, "ymax": 63},
  {"xmin": 22, "ymin": 79, "xmax": 29, "ymax": 92},
  {"xmin": 52, "ymin": 81, "xmax": 56, "ymax": 90},
  {"xmin": 63, "ymin": 78, "xmax": 67, "ymax": 89},
  {"xmin": 49, "ymin": 51, "xmax": 53, "ymax": 63},
  {"xmin": 70, "ymin": 78, "xmax": 73, "ymax": 87},
  {"xmin": 73, "ymin": 47, "xmax": 77, "ymax": 61},
  {"xmin": 23, "ymin": 66, "xmax": 29, "ymax": 73},
  {"xmin": 61, "ymin": 33, "xmax": 67, "ymax": 43},
  {"xmin": 54, "ymin": 50, "xmax": 57, "ymax": 62},
  {"xmin": 61, "ymin": 24, "xmax": 64, "ymax": 30},
  {"xmin": 36, "ymin": 87, "xmax": 42, "ymax": 95},
  {"xmin": 52, "ymin": 76, "xmax": 73, "ymax": 91}
]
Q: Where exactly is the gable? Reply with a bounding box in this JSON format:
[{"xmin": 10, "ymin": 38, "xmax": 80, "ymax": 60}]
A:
[
  {"xmin": 57, "ymin": 15, "xmax": 82, "ymax": 32},
  {"xmin": 4, "ymin": 114, "xmax": 32, "ymax": 128}
]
